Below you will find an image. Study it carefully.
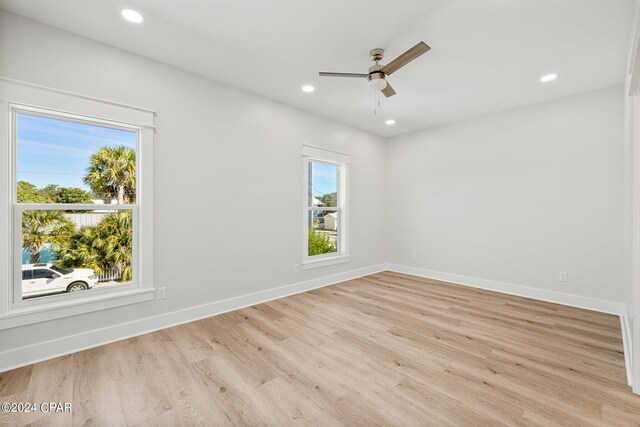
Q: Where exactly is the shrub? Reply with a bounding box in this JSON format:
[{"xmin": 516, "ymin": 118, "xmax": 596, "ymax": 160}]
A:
[{"xmin": 308, "ymin": 228, "xmax": 336, "ymax": 256}]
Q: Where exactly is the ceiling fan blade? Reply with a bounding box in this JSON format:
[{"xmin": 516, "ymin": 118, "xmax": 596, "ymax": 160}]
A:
[
  {"xmin": 381, "ymin": 41, "xmax": 431, "ymax": 76},
  {"xmin": 381, "ymin": 83, "xmax": 396, "ymax": 98},
  {"xmin": 319, "ymin": 72, "xmax": 368, "ymax": 78}
]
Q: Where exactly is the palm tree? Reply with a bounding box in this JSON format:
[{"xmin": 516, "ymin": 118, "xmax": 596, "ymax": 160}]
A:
[
  {"xmin": 56, "ymin": 227, "xmax": 103, "ymax": 274},
  {"xmin": 58, "ymin": 211, "xmax": 133, "ymax": 282},
  {"xmin": 98, "ymin": 211, "xmax": 133, "ymax": 281},
  {"xmin": 84, "ymin": 146, "xmax": 136, "ymax": 204},
  {"xmin": 22, "ymin": 210, "xmax": 75, "ymax": 263}
]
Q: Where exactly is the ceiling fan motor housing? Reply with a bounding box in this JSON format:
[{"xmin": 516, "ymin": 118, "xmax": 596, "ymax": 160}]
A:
[
  {"xmin": 368, "ymin": 64, "xmax": 385, "ymax": 79},
  {"xmin": 370, "ymin": 48, "xmax": 385, "ymax": 62}
]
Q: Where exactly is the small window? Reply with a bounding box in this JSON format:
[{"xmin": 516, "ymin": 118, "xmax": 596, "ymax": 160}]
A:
[
  {"xmin": 22, "ymin": 270, "xmax": 32, "ymax": 280},
  {"xmin": 308, "ymin": 162, "xmax": 339, "ymax": 256},
  {"xmin": 302, "ymin": 146, "xmax": 349, "ymax": 269}
]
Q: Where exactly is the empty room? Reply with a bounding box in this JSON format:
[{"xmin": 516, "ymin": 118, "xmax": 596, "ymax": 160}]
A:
[{"xmin": 1, "ymin": 0, "xmax": 640, "ymax": 425}]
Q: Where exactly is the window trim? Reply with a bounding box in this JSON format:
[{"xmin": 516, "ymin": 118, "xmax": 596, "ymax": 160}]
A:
[
  {"xmin": 11, "ymin": 106, "xmax": 142, "ymax": 309},
  {"xmin": 0, "ymin": 78, "xmax": 155, "ymax": 329},
  {"xmin": 302, "ymin": 145, "xmax": 350, "ymax": 270}
]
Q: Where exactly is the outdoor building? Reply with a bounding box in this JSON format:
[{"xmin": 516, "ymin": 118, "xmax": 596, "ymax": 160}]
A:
[{"xmin": 323, "ymin": 212, "xmax": 338, "ymax": 231}]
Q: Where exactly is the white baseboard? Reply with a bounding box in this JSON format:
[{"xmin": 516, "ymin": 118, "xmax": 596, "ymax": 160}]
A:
[
  {"xmin": 0, "ymin": 263, "xmax": 386, "ymax": 373},
  {"xmin": 385, "ymin": 264, "xmax": 625, "ymax": 315},
  {"xmin": 620, "ymin": 309, "xmax": 634, "ymax": 387}
]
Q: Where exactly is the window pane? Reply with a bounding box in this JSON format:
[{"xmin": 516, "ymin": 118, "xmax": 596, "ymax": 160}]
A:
[
  {"xmin": 309, "ymin": 161, "xmax": 338, "ymax": 208},
  {"xmin": 21, "ymin": 209, "xmax": 133, "ymax": 300},
  {"xmin": 308, "ymin": 210, "xmax": 338, "ymax": 256},
  {"xmin": 16, "ymin": 113, "xmax": 137, "ymax": 204},
  {"xmin": 32, "ymin": 269, "xmax": 55, "ymax": 279}
]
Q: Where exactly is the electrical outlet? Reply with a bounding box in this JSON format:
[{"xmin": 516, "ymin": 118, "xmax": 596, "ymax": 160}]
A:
[
  {"xmin": 411, "ymin": 252, "xmax": 417, "ymax": 260},
  {"xmin": 558, "ymin": 272, "xmax": 568, "ymax": 282},
  {"xmin": 294, "ymin": 264, "xmax": 300, "ymax": 273},
  {"xmin": 157, "ymin": 287, "xmax": 166, "ymax": 299}
]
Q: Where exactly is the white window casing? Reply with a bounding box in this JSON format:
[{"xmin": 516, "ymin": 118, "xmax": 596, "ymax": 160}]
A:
[
  {"xmin": 302, "ymin": 145, "xmax": 350, "ymax": 270},
  {"xmin": 0, "ymin": 77, "xmax": 155, "ymax": 329}
]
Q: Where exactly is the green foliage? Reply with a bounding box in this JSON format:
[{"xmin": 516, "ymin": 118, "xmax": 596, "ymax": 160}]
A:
[
  {"xmin": 320, "ymin": 192, "xmax": 337, "ymax": 207},
  {"xmin": 17, "ymin": 181, "xmax": 93, "ymax": 204},
  {"xmin": 53, "ymin": 187, "xmax": 95, "ymax": 204},
  {"xmin": 17, "ymin": 181, "xmax": 52, "ymax": 203},
  {"xmin": 22, "ymin": 210, "xmax": 75, "ymax": 263},
  {"xmin": 58, "ymin": 211, "xmax": 133, "ymax": 282},
  {"xmin": 39, "ymin": 185, "xmax": 61, "ymax": 202},
  {"xmin": 84, "ymin": 146, "xmax": 136, "ymax": 204},
  {"xmin": 308, "ymin": 228, "xmax": 336, "ymax": 256}
]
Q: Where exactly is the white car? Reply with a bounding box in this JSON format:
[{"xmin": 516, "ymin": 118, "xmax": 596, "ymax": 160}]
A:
[{"xmin": 22, "ymin": 263, "xmax": 98, "ymax": 298}]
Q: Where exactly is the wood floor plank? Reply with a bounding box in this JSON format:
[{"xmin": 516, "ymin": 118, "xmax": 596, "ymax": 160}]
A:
[
  {"xmin": 133, "ymin": 331, "xmax": 231, "ymax": 426},
  {"xmin": 111, "ymin": 337, "xmax": 172, "ymax": 426},
  {"xmin": 13, "ymin": 355, "xmax": 74, "ymax": 426},
  {"xmin": 1, "ymin": 271, "xmax": 639, "ymax": 426},
  {"xmin": 0, "ymin": 365, "xmax": 33, "ymax": 399},
  {"xmin": 72, "ymin": 346, "xmax": 127, "ymax": 426}
]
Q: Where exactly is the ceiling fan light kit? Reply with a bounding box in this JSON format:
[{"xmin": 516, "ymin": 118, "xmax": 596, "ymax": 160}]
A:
[{"xmin": 367, "ymin": 64, "xmax": 388, "ymax": 91}]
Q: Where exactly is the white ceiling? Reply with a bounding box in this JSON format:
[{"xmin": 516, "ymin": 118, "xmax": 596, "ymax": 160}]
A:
[{"xmin": 0, "ymin": 0, "xmax": 636, "ymax": 137}]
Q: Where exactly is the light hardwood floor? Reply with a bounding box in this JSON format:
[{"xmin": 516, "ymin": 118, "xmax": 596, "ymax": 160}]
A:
[{"xmin": 1, "ymin": 271, "xmax": 639, "ymax": 426}]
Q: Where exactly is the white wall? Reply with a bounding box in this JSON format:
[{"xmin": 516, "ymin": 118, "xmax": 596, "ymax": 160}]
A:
[
  {"xmin": 0, "ymin": 11, "xmax": 386, "ymax": 364},
  {"xmin": 386, "ymin": 86, "xmax": 625, "ymax": 305}
]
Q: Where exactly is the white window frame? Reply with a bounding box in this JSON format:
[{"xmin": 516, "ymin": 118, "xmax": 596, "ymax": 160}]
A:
[
  {"xmin": 302, "ymin": 145, "xmax": 350, "ymax": 270},
  {"xmin": 0, "ymin": 77, "xmax": 155, "ymax": 330}
]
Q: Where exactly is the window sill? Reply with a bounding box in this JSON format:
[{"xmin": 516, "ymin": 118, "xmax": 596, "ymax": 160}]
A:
[
  {"xmin": 302, "ymin": 255, "xmax": 350, "ymax": 270},
  {"xmin": 0, "ymin": 288, "xmax": 155, "ymax": 330}
]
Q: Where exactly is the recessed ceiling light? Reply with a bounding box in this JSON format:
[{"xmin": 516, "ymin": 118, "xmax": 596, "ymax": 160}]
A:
[
  {"xmin": 540, "ymin": 73, "xmax": 558, "ymax": 83},
  {"xmin": 302, "ymin": 85, "xmax": 315, "ymax": 93},
  {"xmin": 121, "ymin": 9, "xmax": 144, "ymax": 24},
  {"xmin": 385, "ymin": 119, "xmax": 396, "ymax": 126}
]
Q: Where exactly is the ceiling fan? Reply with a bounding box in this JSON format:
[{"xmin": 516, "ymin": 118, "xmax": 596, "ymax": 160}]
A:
[{"xmin": 319, "ymin": 41, "xmax": 431, "ymax": 98}]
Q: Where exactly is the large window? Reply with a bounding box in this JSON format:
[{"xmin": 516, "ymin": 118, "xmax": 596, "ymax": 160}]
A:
[
  {"xmin": 0, "ymin": 78, "xmax": 155, "ymax": 327},
  {"xmin": 302, "ymin": 146, "xmax": 349, "ymax": 269},
  {"xmin": 13, "ymin": 108, "xmax": 139, "ymax": 303}
]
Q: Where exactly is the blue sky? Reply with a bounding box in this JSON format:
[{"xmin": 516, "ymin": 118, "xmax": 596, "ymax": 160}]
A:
[
  {"xmin": 17, "ymin": 113, "xmax": 137, "ymax": 192},
  {"xmin": 310, "ymin": 162, "xmax": 337, "ymax": 197}
]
